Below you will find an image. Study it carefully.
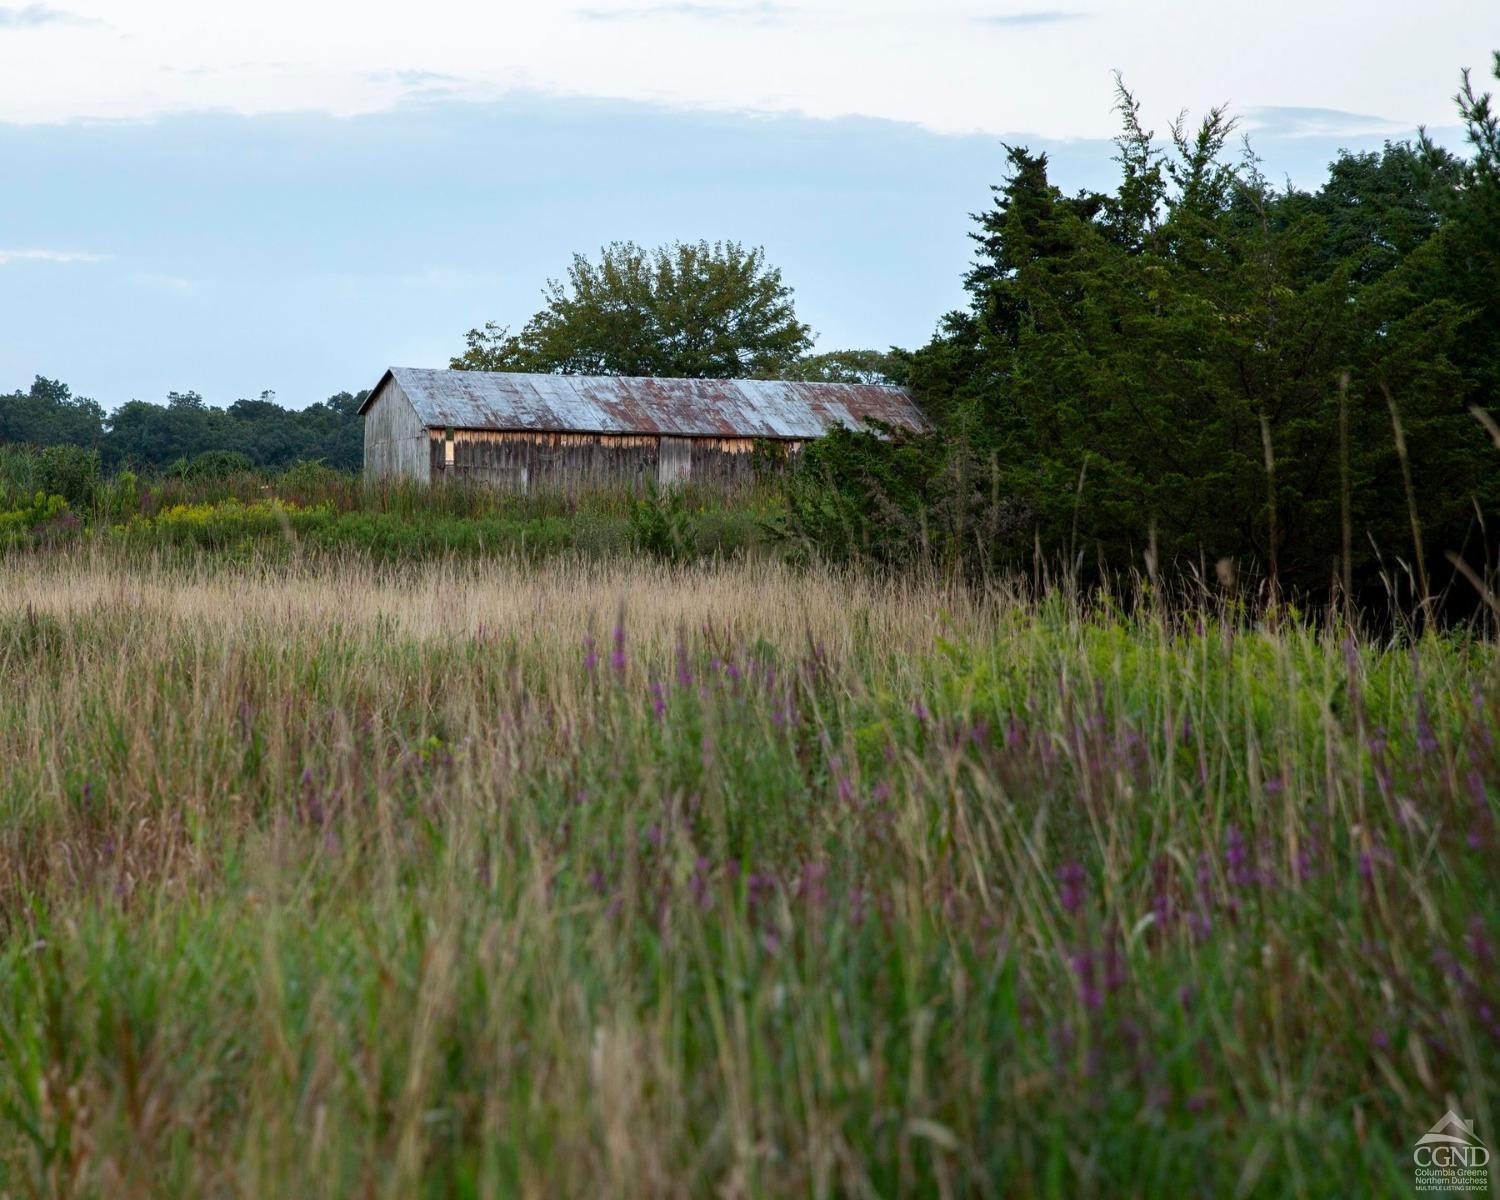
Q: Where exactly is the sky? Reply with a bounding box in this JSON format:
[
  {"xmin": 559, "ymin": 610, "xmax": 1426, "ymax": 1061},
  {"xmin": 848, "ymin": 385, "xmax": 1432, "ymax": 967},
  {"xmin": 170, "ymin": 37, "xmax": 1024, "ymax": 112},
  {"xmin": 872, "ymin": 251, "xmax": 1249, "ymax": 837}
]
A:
[{"xmin": 0, "ymin": 0, "xmax": 1495, "ymax": 409}]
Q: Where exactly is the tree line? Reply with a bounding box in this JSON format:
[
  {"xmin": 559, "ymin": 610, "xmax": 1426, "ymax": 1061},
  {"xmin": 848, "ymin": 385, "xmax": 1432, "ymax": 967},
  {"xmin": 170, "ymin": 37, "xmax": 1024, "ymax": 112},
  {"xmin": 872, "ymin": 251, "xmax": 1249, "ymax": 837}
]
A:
[{"xmin": 0, "ymin": 380, "xmax": 367, "ymax": 474}]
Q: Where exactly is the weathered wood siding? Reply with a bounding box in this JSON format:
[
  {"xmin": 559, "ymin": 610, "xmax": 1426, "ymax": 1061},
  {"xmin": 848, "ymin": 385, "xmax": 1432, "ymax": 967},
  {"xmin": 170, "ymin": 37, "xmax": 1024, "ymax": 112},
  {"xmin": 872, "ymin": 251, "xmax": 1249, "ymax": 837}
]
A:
[
  {"xmin": 691, "ymin": 437, "xmax": 792, "ymax": 488},
  {"xmin": 658, "ymin": 437, "xmax": 693, "ymax": 487},
  {"xmin": 363, "ymin": 378, "xmax": 429, "ymax": 484},
  {"xmin": 428, "ymin": 430, "xmax": 799, "ymax": 493}
]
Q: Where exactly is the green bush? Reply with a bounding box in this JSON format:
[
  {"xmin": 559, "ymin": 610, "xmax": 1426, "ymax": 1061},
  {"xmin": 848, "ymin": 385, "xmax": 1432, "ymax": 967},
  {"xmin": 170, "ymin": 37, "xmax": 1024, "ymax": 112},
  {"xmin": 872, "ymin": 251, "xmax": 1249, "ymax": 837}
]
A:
[
  {"xmin": 776, "ymin": 424, "xmax": 941, "ymax": 566},
  {"xmin": 0, "ymin": 445, "xmax": 40, "ymax": 508},
  {"xmin": 0, "ymin": 493, "xmax": 76, "ymax": 549},
  {"xmin": 170, "ymin": 450, "xmax": 256, "ymax": 481},
  {"xmin": 280, "ymin": 458, "xmax": 347, "ymax": 490},
  {"xmin": 112, "ymin": 499, "xmax": 335, "ymax": 551},
  {"xmin": 629, "ymin": 487, "xmax": 693, "ymax": 562},
  {"xmin": 36, "ymin": 444, "xmax": 100, "ymax": 512},
  {"xmin": 100, "ymin": 470, "xmax": 139, "ymax": 523}
]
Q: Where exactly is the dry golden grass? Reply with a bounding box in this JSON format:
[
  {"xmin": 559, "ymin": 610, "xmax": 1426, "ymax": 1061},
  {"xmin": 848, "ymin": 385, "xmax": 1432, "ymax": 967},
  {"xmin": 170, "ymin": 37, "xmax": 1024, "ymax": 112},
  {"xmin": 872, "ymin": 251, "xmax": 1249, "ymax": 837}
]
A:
[{"xmin": 0, "ymin": 549, "xmax": 989, "ymax": 654}]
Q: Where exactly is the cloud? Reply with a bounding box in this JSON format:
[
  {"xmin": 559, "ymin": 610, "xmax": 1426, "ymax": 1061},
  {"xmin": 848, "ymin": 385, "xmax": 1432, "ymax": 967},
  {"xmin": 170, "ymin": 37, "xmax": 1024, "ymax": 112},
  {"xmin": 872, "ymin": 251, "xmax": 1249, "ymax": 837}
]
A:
[
  {"xmin": 575, "ymin": 2, "xmax": 793, "ymax": 23},
  {"xmin": 0, "ymin": 248, "xmax": 110, "ymax": 265},
  {"xmin": 361, "ymin": 67, "xmax": 475, "ymax": 101},
  {"xmin": 975, "ymin": 10, "xmax": 1090, "ymax": 27},
  {"xmin": 0, "ymin": 4, "xmax": 93, "ymax": 28},
  {"xmin": 1243, "ymin": 105, "xmax": 1405, "ymax": 137},
  {"xmin": 134, "ymin": 271, "xmax": 195, "ymax": 294}
]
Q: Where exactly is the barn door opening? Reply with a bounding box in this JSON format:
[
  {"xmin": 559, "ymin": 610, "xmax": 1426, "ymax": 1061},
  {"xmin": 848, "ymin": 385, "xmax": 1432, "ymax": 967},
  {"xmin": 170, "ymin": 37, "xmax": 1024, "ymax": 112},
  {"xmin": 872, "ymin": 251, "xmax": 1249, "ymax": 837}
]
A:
[{"xmin": 658, "ymin": 437, "xmax": 691, "ymax": 488}]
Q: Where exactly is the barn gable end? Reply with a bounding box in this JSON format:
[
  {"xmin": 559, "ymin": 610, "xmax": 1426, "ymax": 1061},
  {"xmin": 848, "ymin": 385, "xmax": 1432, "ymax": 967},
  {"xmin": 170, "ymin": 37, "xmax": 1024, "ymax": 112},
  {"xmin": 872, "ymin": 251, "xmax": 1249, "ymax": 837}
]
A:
[{"xmin": 362, "ymin": 373, "xmax": 430, "ymax": 484}]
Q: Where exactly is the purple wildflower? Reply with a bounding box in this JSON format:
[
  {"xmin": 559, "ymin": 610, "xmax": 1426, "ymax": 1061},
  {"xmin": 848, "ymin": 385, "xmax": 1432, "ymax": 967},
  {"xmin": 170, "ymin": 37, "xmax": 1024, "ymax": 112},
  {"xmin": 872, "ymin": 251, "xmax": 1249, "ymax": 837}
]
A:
[
  {"xmin": 1467, "ymin": 916, "xmax": 1493, "ymax": 964},
  {"xmin": 1057, "ymin": 862, "xmax": 1087, "ymax": 915},
  {"xmin": 611, "ymin": 622, "xmax": 626, "ymax": 674},
  {"xmin": 798, "ymin": 860, "xmax": 829, "ymax": 908},
  {"xmin": 1070, "ymin": 950, "xmax": 1102, "ymax": 1010},
  {"xmin": 1225, "ymin": 826, "xmax": 1253, "ymax": 888},
  {"xmin": 1416, "ymin": 697, "xmax": 1439, "ymax": 755},
  {"xmin": 690, "ymin": 857, "xmax": 712, "ymax": 910}
]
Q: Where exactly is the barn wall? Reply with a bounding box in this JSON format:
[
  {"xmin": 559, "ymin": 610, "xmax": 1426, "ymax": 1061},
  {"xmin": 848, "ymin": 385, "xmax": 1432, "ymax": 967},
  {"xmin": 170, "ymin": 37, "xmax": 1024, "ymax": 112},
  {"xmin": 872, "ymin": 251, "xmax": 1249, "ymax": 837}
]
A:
[
  {"xmin": 435, "ymin": 431, "xmax": 658, "ymax": 492},
  {"xmin": 658, "ymin": 437, "xmax": 692, "ymax": 487},
  {"xmin": 690, "ymin": 437, "xmax": 799, "ymax": 488},
  {"xmin": 430, "ymin": 430, "xmax": 802, "ymax": 493},
  {"xmin": 363, "ymin": 379, "xmax": 429, "ymax": 484}
]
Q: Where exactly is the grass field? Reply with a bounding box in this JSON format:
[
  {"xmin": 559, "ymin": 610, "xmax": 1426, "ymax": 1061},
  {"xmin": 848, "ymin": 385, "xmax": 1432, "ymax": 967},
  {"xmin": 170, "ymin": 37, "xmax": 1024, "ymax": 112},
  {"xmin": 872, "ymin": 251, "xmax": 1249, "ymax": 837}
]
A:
[{"xmin": 0, "ymin": 549, "xmax": 1495, "ymax": 1197}]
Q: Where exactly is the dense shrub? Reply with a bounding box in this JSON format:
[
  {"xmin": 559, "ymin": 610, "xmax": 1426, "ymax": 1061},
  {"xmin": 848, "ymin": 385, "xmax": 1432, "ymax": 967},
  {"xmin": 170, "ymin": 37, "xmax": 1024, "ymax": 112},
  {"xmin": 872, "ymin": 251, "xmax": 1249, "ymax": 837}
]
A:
[
  {"xmin": 169, "ymin": 449, "xmax": 256, "ymax": 480},
  {"xmin": 0, "ymin": 493, "xmax": 77, "ymax": 549},
  {"xmin": 36, "ymin": 444, "xmax": 101, "ymax": 511},
  {"xmin": 0, "ymin": 445, "xmax": 40, "ymax": 508}
]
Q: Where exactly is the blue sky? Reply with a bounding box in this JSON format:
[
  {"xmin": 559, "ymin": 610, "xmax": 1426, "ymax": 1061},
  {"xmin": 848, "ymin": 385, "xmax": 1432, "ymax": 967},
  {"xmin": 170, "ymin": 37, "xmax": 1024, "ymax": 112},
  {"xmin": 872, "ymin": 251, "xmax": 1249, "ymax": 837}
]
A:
[{"xmin": 0, "ymin": 1, "xmax": 1493, "ymax": 409}]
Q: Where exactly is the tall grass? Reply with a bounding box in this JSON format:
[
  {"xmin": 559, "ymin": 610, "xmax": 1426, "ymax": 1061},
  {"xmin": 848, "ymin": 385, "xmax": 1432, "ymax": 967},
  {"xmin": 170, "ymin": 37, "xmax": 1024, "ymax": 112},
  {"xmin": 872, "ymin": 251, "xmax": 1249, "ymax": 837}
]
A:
[{"xmin": 0, "ymin": 550, "xmax": 1495, "ymax": 1196}]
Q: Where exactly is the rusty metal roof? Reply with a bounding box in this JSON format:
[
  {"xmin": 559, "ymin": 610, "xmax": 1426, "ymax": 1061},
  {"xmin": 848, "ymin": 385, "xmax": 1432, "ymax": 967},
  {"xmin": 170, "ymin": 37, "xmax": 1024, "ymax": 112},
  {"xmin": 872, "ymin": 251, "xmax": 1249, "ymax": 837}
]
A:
[{"xmin": 360, "ymin": 367, "xmax": 927, "ymax": 440}]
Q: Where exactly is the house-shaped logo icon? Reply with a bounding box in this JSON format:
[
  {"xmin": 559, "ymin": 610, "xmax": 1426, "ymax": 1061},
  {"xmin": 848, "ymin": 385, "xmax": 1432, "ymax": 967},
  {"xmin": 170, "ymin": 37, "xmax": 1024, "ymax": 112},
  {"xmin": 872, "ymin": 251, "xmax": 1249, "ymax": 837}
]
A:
[{"xmin": 1417, "ymin": 1113, "xmax": 1486, "ymax": 1149}]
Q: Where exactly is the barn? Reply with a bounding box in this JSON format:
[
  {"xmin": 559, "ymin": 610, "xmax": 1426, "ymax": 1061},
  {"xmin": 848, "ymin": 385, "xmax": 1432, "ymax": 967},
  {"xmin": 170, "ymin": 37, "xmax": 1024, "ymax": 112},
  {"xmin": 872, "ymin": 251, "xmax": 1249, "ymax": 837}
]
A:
[{"xmin": 359, "ymin": 367, "xmax": 927, "ymax": 491}]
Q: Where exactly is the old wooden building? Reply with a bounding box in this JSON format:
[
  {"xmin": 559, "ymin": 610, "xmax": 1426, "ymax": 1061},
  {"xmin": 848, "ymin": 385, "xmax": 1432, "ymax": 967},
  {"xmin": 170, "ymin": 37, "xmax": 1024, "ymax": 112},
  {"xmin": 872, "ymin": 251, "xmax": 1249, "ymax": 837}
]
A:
[{"xmin": 360, "ymin": 367, "xmax": 927, "ymax": 491}]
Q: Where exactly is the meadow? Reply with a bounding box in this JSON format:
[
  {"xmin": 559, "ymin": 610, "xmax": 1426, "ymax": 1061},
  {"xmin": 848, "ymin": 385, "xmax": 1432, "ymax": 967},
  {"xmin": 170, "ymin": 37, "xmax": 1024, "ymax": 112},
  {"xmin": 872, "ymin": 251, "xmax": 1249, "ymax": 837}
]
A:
[{"xmin": 0, "ymin": 544, "xmax": 1494, "ymax": 1198}]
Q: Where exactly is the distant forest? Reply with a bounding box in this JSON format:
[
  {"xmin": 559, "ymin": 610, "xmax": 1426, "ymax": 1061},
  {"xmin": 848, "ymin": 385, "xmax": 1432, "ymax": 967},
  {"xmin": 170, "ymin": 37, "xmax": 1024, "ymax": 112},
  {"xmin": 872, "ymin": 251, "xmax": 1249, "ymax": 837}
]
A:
[{"xmin": 0, "ymin": 381, "xmax": 367, "ymax": 473}]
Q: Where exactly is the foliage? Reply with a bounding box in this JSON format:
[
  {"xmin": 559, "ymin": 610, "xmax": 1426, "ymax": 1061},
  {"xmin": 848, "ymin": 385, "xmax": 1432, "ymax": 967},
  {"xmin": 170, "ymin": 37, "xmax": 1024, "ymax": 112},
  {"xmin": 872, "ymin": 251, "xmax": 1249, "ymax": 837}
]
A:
[
  {"xmin": 99, "ymin": 470, "xmax": 138, "ymax": 524},
  {"xmin": 278, "ymin": 457, "xmax": 345, "ymax": 492},
  {"xmin": 0, "ymin": 382, "xmax": 367, "ymax": 472},
  {"xmin": 168, "ymin": 448, "xmax": 255, "ymax": 480},
  {"xmin": 0, "ymin": 444, "xmax": 41, "ymax": 508},
  {"xmin": 0, "ymin": 493, "xmax": 76, "ymax": 549},
  {"xmin": 35, "ymin": 444, "xmax": 100, "ymax": 511},
  {"xmin": 0, "ymin": 377, "xmax": 103, "ymax": 449},
  {"xmin": 777, "ymin": 423, "xmax": 945, "ymax": 564},
  {"xmin": 71, "ymin": 480, "xmax": 775, "ymax": 564},
  {"xmin": 452, "ymin": 240, "xmax": 814, "ymax": 378},
  {"xmin": 628, "ymin": 485, "xmax": 694, "ymax": 562},
  {"xmin": 780, "ymin": 348, "xmax": 909, "ymax": 385},
  {"xmin": 790, "ymin": 63, "xmax": 1500, "ymax": 604},
  {"xmin": 112, "ymin": 499, "xmax": 338, "ymax": 550}
]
